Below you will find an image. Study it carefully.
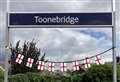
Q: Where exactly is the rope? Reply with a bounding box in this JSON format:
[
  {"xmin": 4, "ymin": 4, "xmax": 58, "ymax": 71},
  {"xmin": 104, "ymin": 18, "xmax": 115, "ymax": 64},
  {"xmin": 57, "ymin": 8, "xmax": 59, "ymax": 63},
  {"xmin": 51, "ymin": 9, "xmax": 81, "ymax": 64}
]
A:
[{"xmin": 46, "ymin": 47, "xmax": 115, "ymax": 63}]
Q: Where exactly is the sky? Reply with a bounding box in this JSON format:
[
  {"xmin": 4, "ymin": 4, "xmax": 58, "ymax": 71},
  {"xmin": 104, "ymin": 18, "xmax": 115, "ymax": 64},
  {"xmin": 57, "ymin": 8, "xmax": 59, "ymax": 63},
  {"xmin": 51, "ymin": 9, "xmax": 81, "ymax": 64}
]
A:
[{"xmin": 0, "ymin": 0, "xmax": 120, "ymax": 65}]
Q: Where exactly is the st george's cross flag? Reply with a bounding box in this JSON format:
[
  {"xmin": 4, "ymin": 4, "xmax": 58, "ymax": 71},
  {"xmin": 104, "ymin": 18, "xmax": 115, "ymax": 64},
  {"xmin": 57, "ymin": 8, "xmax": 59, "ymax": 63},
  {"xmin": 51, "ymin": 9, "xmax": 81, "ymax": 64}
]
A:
[
  {"xmin": 26, "ymin": 58, "xmax": 34, "ymax": 68},
  {"xmin": 60, "ymin": 63, "xmax": 67, "ymax": 72},
  {"xmin": 95, "ymin": 55, "xmax": 104, "ymax": 65},
  {"xmin": 72, "ymin": 61, "xmax": 79, "ymax": 71},
  {"xmin": 15, "ymin": 54, "xmax": 24, "ymax": 64},
  {"xmin": 84, "ymin": 58, "xmax": 91, "ymax": 68},
  {"xmin": 37, "ymin": 61, "xmax": 45, "ymax": 70},
  {"xmin": 49, "ymin": 63, "xmax": 55, "ymax": 72}
]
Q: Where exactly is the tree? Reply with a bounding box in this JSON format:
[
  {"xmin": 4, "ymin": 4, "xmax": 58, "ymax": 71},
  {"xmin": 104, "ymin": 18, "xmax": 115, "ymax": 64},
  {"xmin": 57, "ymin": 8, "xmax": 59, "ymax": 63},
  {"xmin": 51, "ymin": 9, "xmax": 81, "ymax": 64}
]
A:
[
  {"xmin": 81, "ymin": 64, "xmax": 112, "ymax": 82},
  {"xmin": 9, "ymin": 40, "xmax": 47, "ymax": 74},
  {"xmin": 117, "ymin": 64, "xmax": 120, "ymax": 81},
  {"xmin": 0, "ymin": 68, "xmax": 3, "ymax": 82}
]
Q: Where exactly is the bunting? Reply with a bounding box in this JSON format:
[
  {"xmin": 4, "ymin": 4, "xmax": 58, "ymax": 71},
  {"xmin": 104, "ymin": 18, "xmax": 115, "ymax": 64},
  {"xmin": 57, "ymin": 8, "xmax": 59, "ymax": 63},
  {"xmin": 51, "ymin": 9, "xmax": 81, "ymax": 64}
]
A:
[
  {"xmin": 15, "ymin": 54, "xmax": 24, "ymax": 64},
  {"xmin": 72, "ymin": 61, "xmax": 79, "ymax": 71},
  {"xmin": 14, "ymin": 47, "xmax": 113, "ymax": 72},
  {"xmin": 60, "ymin": 63, "xmax": 67, "ymax": 72},
  {"xmin": 26, "ymin": 58, "xmax": 34, "ymax": 68},
  {"xmin": 95, "ymin": 55, "xmax": 103, "ymax": 65},
  {"xmin": 37, "ymin": 61, "xmax": 45, "ymax": 70},
  {"xmin": 49, "ymin": 63, "xmax": 55, "ymax": 72},
  {"xmin": 84, "ymin": 58, "xmax": 91, "ymax": 69}
]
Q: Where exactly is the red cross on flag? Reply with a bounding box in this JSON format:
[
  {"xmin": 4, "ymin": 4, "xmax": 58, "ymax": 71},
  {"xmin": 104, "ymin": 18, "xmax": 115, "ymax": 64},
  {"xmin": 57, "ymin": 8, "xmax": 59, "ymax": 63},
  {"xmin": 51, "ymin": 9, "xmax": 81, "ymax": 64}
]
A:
[
  {"xmin": 37, "ymin": 61, "xmax": 45, "ymax": 70},
  {"xmin": 15, "ymin": 54, "xmax": 24, "ymax": 64},
  {"xmin": 26, "ymin": 58, "xmax": 34, "ymax": 68},
  {"xmin": 95, "ymin": 55, "xmax": 103, "ymax": 65},
  {"xmin": 72, "ymin": 61, "xmax": 79, "ymax": 71},
  {"xmin": 60, "ymin": 63, "xmax": 67, "ymax": 72},
  {"xmin": 49, "ymin": 63, "xmax": 55, "ymax": 72},
  {"xmin": 84, "ymin": 58, "xmax": 91, "ymax": 69}
]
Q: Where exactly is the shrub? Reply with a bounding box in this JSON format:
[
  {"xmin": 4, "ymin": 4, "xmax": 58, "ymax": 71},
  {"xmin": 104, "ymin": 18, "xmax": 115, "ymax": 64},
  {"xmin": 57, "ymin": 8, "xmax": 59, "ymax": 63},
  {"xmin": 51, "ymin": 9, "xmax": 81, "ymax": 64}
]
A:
[
  {"xmin": 8, "ymin": 64, "xmax": 120, "ymax": 82},
  {"xmin": 81, "ymin": 64, "xmax": 112, "ymax": 82},
  {"xmin": 9, "ymin": 40, "xmax": 47, "ymax": 74},
  {"xmin": 8, "ymin": 73, "xmax": 29, "ymax": 82},
  {"xmin": 117, "ymin": 64, "xmax": 120, "ymax": 81},
  {"xmin": 0, "ymin": 68, "xmax": 3, "ymax": 82}
]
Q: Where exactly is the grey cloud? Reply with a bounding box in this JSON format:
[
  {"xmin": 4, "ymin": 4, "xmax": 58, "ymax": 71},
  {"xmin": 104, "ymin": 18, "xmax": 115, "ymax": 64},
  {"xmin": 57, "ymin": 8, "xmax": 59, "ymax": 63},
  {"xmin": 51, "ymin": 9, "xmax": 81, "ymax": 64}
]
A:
[
  {"xmin": 9, "ymin": 0, "xmax": 111, "ymax": 12},
  {"xmin": 0, "ymin": 0, "xmax": 120, "ymax": 62},
  {"xmin": 9, "ymin": 28, "xmax": 112, "ymax": 62}
]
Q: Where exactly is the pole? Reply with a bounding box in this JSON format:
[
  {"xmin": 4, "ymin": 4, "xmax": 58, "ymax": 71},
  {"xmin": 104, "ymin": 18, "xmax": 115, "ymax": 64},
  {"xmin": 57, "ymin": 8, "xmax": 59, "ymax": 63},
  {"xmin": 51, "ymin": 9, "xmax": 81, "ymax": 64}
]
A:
[
  {"xmin": 4, "ymin": 0, "xmax": 10, "ymax": 82},
  {"xmin": 112, "ymin": 13, "xmax": 117, "ymax": 82},
  {"xmin": 111, "ymin": 0, "xmax": 117, "ymax": 82},
  {"xmin": 112, "ymin": 14, "xmax": 117, "ymax": 82}
]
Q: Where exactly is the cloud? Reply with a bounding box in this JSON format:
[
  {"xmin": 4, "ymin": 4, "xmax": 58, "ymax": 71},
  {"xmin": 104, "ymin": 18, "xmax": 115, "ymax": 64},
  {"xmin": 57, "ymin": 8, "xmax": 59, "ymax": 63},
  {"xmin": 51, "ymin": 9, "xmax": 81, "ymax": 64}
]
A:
[
  {"xmin": 9, "ymin": 0, "xmax": 111, "ymax": 12},
  {"xmin": 0, "ymin": 0, "xmax": 120, "ymax": 63},
  {"xmin": 9, "ymin": 28, "xmax": 112, "ymax": 62}
]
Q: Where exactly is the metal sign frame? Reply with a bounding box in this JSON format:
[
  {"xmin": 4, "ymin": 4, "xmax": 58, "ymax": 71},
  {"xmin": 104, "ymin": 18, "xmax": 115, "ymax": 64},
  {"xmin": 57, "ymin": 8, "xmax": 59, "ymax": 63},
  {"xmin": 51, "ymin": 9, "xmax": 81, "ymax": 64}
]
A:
[
  {"xmin": 4, "ymin": 1, "xmax": 117, "ymax": 82},
  {"xmin": 8, "ymin": 12, "xmax": 113, "ymax": 27}
]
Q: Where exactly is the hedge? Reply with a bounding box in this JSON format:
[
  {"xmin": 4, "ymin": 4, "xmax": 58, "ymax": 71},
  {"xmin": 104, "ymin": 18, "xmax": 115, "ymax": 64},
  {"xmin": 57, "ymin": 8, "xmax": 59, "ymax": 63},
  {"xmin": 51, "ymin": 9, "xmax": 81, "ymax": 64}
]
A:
[
  {"xmin": 0, "ymin": 68, "xmax": 3, "ymax": 82},
  {"xmin": 4, "ymin": 64, "xmax": 120, "ymax": 82}
]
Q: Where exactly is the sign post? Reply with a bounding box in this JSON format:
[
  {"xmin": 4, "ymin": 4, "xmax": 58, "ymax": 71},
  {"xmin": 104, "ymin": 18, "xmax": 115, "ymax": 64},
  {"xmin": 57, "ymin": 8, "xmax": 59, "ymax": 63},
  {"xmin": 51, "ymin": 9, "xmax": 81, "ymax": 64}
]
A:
[
  {"xmin": 111, "ymin": 0, "xmax": 117, "ymax": 82},
  {"xmin": 5, "ymin": 1, "xmax": 116, "ymax": 82},
  {"xmin": 5, "ymin": 3, "xmax": 116, "ymax": 82}
]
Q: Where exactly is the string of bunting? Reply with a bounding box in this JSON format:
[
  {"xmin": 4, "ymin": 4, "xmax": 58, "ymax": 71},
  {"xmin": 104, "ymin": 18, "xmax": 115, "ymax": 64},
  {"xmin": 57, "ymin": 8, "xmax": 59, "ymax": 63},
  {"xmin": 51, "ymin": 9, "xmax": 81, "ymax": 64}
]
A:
[{"xmin": 15, "ymin": 47, "xmax": 114, "ymax": 72}]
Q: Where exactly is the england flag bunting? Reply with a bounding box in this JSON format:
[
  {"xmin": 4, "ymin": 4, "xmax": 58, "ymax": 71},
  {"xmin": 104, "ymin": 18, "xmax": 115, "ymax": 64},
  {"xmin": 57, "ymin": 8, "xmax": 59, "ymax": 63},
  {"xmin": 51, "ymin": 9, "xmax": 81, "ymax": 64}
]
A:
[
  {"xmin": 15, "ymin": 54, "xmax": 24, "ymax": 64},
  {"xmin": 84, "ymin": 58, "xmax": 91, "ymax": 69},
  {"xmin": 26, "ymin": 58, "xmax": 34, "ymax": 68},
  {"xmin": 15, "ymin": 54, "xmax": 105, "ymax": 70},
  {"xmin": 95, "ymin": 55, "xmax": 103, "ymax": 65},
  {"xmin": 72, "ymin": 61, "xmax": 79, "ymax": 71},
  {"xmin": 37, "ymin": 61, "xmax": 45, "ymax": 70},
  {"xmin": 49, "ymin": 63, "xmax": 55, "ymax": 72},
  {"xmin": 60, "ymin": 63, "xmax": 67, "ymax": 72}
]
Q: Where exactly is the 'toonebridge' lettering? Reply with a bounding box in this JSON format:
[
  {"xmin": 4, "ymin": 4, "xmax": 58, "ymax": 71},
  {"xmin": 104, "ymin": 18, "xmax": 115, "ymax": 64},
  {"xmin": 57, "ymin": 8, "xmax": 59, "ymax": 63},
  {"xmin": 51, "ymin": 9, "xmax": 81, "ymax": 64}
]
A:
[{"xmin": 34, "ymin": 16, "xmax": 79, "ymax": 24}]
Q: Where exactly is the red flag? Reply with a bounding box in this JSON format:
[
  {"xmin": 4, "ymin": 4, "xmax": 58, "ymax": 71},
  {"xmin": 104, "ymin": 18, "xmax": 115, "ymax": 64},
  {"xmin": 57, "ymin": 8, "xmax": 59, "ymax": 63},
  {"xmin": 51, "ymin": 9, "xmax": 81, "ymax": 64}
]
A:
[
  {"xmin": 49, "ymin": 63, "xmax": 55, "ymax": 72},
  {"xmin": 26, "ymin": 58, "xmax": 34, "ymax": 68},
  {"xmin": 60, "ymin": 63, "xmax": 67, "ymax": 72},
  {"xmin": 37, "ymin": 61, "xmax": 45, "ymax": 70},
  {"xmin": 83, "ymin": 58, "xmax": 91, "ymax": 68},
  {"xmin": 73, "ymin": 61, "xmax": 79, "ymax": 71},
  {"xmin": 15, "ymin": 54, "xmax": 24, "ymax": 64}
]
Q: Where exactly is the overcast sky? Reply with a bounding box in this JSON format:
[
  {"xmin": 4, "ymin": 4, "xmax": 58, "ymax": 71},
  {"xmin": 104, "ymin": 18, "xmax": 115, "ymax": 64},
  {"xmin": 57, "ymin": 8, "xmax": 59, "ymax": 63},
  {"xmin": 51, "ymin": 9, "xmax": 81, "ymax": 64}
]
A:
[{"xmin": 0, "ymin": 0, "xmax": 120, "ymax": 64}]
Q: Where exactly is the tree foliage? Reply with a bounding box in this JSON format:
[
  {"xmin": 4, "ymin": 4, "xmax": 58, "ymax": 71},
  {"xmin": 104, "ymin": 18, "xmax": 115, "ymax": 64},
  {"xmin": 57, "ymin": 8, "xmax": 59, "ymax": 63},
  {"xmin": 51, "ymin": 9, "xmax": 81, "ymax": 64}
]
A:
[
  {"xmin": 81, "ymin": 64, "xmax": 112, "ymax": 82},
  {"xmin": 8, "ymin": 64, "xmax": 120, "ymax": 82},
  {"xmin": 9, "ymin": 40, "xmax": 47, "ymax": 74},
  {"xmin": 117, "ymin": 64, "xmax": 120, "ymax": 81},
  {"xmin": 0, "ymin": 68, "xmax": 3, "ymax": 82}
]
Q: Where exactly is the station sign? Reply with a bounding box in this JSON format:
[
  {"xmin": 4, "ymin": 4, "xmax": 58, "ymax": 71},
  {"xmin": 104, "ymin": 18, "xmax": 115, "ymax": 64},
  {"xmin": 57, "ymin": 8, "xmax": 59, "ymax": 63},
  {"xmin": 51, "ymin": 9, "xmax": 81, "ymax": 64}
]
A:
[{"xmin": 8, "ymin": 13, "xmax": 112, "ymax": 27}]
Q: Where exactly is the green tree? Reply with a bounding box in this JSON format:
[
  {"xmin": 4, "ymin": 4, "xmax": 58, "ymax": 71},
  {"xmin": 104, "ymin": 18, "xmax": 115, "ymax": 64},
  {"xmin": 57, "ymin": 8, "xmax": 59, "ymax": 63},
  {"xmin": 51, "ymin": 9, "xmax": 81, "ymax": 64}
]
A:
[
  {"xmin": 81, "ymin": 64, "xmax": 112, "ymax": 82},
  {"xmin": 0, "ymin": 68, "xmax": 3, "ymax": 82},
  {"xmin": 61, "ymin": 76, "xmax": 70, "ymax": 82},
  {"xmin": 50, "ymin": 73, "xmax": 56, "ymax": 82},
  {"xmin": 117, "ymin": 64, "xmax": 120, "ymax": 81},
  {"xmin": 9, "ymin": 40, "xmax": 47, "ymax": 74},
  {"xmin": 33, "ymin": 73, "xmax": 41, "ymax": 82}
]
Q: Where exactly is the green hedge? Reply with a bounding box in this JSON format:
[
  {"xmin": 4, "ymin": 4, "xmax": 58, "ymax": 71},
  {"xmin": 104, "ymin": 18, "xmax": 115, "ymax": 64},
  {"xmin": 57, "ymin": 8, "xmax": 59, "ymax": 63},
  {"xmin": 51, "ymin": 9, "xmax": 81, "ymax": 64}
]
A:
[
  {"xmin": 117, "ymin": 64, "xmax": 120, "ymax": 82},
  {"xmin": 0, "ymin": 68, "xmax": 4, "ymax": 82},
  {"xmin": 7, "ymin": 64, "xmax": 120, "ymax": 82},
  {"xmin": 8, "ymin": 74, "xmax": 29, "ymax": 82},
  {"xmin": 81, "ymin": 64, "xmax": 112, "ymax": 82}
]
